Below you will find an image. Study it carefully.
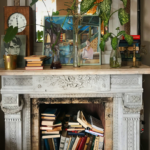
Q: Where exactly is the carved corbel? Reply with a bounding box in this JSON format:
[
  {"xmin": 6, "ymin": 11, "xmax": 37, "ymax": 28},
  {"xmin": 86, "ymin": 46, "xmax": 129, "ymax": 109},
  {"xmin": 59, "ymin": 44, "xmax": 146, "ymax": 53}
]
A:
[
  {"xmin": 123, "ymin": 93, "xmax": 143, "ymax": 114},
  {"xmin": 0, "ymin": 95, "xmax": 24, "ymax": 114}
]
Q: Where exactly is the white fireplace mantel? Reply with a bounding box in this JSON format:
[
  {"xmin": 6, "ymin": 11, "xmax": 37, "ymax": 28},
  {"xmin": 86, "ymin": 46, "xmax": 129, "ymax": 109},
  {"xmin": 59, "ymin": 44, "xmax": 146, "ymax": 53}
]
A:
[{"xmin": 0, "ymin": 65, "xmax": 149, "ymax": 150}]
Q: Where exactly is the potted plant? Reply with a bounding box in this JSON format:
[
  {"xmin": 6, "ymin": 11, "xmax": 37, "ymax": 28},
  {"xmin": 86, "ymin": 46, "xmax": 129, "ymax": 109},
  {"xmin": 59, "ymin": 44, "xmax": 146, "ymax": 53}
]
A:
[{"xmin": 98, "ymin": 0, "xmax": 133, "ymax": 68}]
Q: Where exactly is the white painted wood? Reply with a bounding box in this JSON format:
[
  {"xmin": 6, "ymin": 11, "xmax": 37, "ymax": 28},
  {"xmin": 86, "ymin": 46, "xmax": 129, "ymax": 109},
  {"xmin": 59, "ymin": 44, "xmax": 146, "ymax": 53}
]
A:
[
  {"xmin": 20, "ymin": 0, "xmax": 26, "ymax": 6},
  {"xmin": 7, "ymin": 0, "xmax": 14, "ymax": 6},
  {"xmin": 0, "ymin": 74, "xmax": 143, "ymax": 150},
  {"xmin": 130, "ymin": 0, "xmax": 138, "ymax": 35}
]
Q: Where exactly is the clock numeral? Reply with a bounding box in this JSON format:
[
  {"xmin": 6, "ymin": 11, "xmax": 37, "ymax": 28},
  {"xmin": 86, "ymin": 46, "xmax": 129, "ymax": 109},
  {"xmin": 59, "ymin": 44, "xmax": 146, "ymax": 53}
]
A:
[{"xmin": 13, "ymin": 17, "xmax": 15, "ymax": 19}]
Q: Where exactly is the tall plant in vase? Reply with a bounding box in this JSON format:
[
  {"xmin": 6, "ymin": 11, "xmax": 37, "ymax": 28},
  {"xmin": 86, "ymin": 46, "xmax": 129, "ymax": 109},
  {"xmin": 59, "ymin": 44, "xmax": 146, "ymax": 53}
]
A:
[{"xmin": 98, "ymin": 0, "xmax": 133, "ymax": 68}]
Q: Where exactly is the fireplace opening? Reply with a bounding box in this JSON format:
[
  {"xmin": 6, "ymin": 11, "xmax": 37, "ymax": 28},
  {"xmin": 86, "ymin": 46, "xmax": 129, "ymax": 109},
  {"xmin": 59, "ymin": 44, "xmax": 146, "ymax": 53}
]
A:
[{"xmin": 31, "ymin": 98, "xmax": 113, "ymax": 150}]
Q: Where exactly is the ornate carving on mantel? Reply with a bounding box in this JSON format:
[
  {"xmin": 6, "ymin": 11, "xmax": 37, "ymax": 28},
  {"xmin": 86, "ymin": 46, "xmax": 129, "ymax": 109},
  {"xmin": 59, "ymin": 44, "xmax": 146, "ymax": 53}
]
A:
[
  {"xmin": 2, "ymin": 76, "xmax": 32, "ymax": 87},
  {"xmin": 123, "ymin": 93, "xmax": 143, "ymax": 114},
  {"xmin": 1, "ymin": 96, "xmax": 24, "ymax": 114},
  {"xmin": 34, "ymin": 75, "xmax": 110, "ymax": 92},
  {"xmin": 111, "ymin": 75, "xmax": 142, "ymax": 89},
  {"xmin": 2, "ymin": 94, "xmax": 19, "ymax": 107}
]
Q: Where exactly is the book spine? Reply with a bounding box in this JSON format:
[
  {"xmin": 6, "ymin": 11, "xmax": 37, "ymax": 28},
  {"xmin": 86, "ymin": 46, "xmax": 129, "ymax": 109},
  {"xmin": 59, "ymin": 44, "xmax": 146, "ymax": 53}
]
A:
[
  {"xmin": 41, "ymin": 139, "xmax": 45, "ymax": 150},
  {"xmin": 63, "ymin": 138, "xmax": 70, "ymax": 150},
  {"xmin": 44, "ymin": 139, "xmax": 50, "ymax": 150},
  {"xmin": 59, "ymin": 136, "xmax": 66, "ymax": 150},
  {"xmin": 78, "ymin": 137, "xmax": 87, "ymax": 150},
  {"xmin": 119, "ymin": 43, "xmax": 139, "ymax": 47},
  {"xmin": 98, "ymin": 137, "xmax": 104, "ymax": 150},
  {"xmin": 53, "ymin": 138, "xmax": 59, "ymax": 150},
  {"xmin": 93, "ymin": 137, "xmax": 99, "ymax": 150},
  {"xmin": 68, "ymin": 137, "xmax": 75, "ymax": 150},
  {"xmin": 90, "ymin": 136, "xmax": 96, "ymax": 150},
  {"xmin": 84, "ymin": 137, "xmax": 90, "ymax": 150},
  {"xmin": 87, "ymin": 136, "xmax": 94, "ymax": 150},
  {"xmin": 75, "ymin": 137, "xmax": 82, "ymax": 150},
  {"xmin": 67, "ymin": 131, "xmax": 85, "ymax": 136},
  {"xmin": 122, "ymin": 35, "xmax": 140, "ymax": 40}
]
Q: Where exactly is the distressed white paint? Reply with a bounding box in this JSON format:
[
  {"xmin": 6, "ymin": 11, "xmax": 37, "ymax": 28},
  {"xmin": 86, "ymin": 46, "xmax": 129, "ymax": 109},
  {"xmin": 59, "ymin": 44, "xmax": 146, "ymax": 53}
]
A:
[
  {"xmin": 0, "ymin": 74, "xmax": 143, "ymax": 150},
  {"xmin": 130, "ymin": 0, "xmax": 138, "ymax": 35}
]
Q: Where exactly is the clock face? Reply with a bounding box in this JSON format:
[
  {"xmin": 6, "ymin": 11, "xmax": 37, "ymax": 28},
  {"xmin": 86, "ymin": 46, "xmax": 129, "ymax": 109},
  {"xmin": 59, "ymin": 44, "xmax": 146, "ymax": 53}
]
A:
[{"xmin": 8, "ymin": 13, "xmax": 27, "ymax": 33}]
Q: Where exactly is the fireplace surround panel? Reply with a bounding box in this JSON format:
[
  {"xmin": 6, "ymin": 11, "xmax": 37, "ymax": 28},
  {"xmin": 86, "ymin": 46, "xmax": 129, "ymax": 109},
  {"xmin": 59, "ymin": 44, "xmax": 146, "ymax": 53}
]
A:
[{"xmin": 0, "ymin": 74, "xmax": 143, "ymax": 150}]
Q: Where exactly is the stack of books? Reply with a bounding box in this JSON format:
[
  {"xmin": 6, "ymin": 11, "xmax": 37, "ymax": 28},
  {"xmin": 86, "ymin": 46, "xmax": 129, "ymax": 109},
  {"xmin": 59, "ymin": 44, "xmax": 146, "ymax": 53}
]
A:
[
  {"xmin": 41, "ymin": 109, "xmax": 104, "ymax": 150},
  {"xmin": 40, "ymin": 108, "xmax": 62, "ymax": 139},
  {"xmin": 24, "ymin": 55, "xmax": 46, "ymax": 70}
]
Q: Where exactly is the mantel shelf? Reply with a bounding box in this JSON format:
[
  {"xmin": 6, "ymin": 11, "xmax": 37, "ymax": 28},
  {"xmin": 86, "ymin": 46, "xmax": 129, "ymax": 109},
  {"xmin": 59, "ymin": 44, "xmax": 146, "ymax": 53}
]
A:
[{"xmin": 0, "ymin": 65, "xmax": 150, "ymax": 75}]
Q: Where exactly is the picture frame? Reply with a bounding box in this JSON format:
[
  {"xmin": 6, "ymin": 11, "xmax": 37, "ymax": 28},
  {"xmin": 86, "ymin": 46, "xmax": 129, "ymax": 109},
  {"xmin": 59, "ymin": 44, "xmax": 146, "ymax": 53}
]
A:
[
  {"xmin": 0, "ymin": 35, "xmax": 26, "ymax": 68},
  {"xmin": 42, "ymin": 15, "xmax": 101, "ymax": 66}
]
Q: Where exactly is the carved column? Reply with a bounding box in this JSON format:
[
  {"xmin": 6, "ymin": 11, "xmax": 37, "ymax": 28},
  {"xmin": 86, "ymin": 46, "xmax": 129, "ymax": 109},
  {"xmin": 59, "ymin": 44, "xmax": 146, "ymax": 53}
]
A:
[
  {"xmin": 123, "ymin": 93, "xmax": 143, "ymax": 150},
  {"xmin": 1, "ymin": 94, "xmax": 24, "ymax": 150}
]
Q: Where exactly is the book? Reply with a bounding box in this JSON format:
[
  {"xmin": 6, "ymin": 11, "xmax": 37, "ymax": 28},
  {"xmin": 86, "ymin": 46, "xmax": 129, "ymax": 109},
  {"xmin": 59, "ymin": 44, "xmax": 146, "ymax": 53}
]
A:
[
  {"xmin": 24, "ymin": 55, "xmax": 46, "ymax": 60},
  {"xmin": 53, "ymin": 138, "xmax": 60, "ymax": 150},
  {"xmin": 119, "ymin": 39, "xmax": 140, "ymax": 43},
  {"xmin": 27, "ymin": 61, "xmax": 43, "ymax": 63},
  {"xmin": 90, "ymin": 116, "xmax": 104, "ymax": 133},
  {"xmin": 119, "ymin": 43, "xmax": 139, "ymax": 47},
  {"xmin": 119, "ymin": 47, "xmax": 139, "ymax": 51},
  {"xmin": 63, "ymin": 137, "xmax": 71, "ymax": 150},
  {"xmin": 41, "ymin": 120, "xmax": 62, "ymax": 126},
  {"xmin": 42, "ymin": 134, "xmax": 60, "ymax": 139},
  {"xmin": 67, "ymin": 131, "xmax": 85, "ymax": 136},
  {"xmin": 68, "ymin": 115, "xmax": 80, "ymax": 125},
  {"xmin": 25, "ymin": 66, "xmax": 43, "ymax": 70},
  {"xmin": 27, "ymin": 63, "xmax": 43, "ymax": 67},
  {"xmin": 66, "ymin": 127, "xmax": 85, "ymax": 131},
  {"xmin": 75, "ymin": 137, "xmax": 82, "ymax": 150},
  {"xmin": 46, "ymin": 126, "xmax": 62, "ymax": 132},
  {"xmin": 98, "ymin": 136, "xmax": 104, "ymax": 150},
  {"xmin": 68, "ymin": 137, "xmax": 76, "ymax": 150},
  {"xmin": 44, "ymin": 139, "xmax": 50, "ymax": 150},
  {"xmin": 41, "ymin": 116, "xmax": 56, "ymax": 120},
  {"xmin": 78, "ymin": 136, "xmax": 87, "ymax": 150},
  {"xmin": 59, "ymin": 130, "xmax": 67, "ymax": 150},
  {"xmin": 84, "ymin": 136, "xmax": 90, "ymax": 150},
  {"xmin": 25, "ymin": 59, "xmax": 43, "ymax": 61},
  {"xmin": 48, "ymin": 138, "xmax": 54, "ymax": 150},
  {"xmin": 77, "ymin": 111, "xmax": 91, "ymax": 128},
  {"xmin": 72, "ymin": 137, "xmax": 80, "ymax": 150},
  {"xmin": 121, "ymin": 35, "xmax": 140, "ymax": 40},
  {"xmin": 93, "ymin": 136, "xmax": 99, "ymax": 150},
  {"xmin": 85, "ymin": 130, "xmax": 103, "ymax": 137},
  {"xmin": 42, "ymin": 131, "xmax": 59, "ymax": 134},
  {"xmin": 41, "ymin": 108, "xmax": 59, "ymax": 117},
  {"xmin": 67, "ymin": 137, "xmax": 72, "ymax": 150},
  {"xmin": 70, "ymin": 125, "xmax": 83, "ymax": 128},
  {"xmin": 40, "ymin": 126, "xmax": 53, "ymax": 130},
  {"xmin": 90, "ymin": 136, "xmax": 96, "ymax": 150},
  {"xmin": 87, "ymin": 136, "xmax": 94, "ymax": 150}
]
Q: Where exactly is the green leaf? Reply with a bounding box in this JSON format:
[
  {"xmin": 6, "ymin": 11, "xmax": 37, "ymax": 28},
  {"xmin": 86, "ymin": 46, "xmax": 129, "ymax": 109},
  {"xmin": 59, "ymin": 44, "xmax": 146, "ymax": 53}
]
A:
[
  {"xmin": 117, "ymin": 31, "xmax": 126, "ymax": 37},
  {"xmin": 118, "ymin": 8, "xmax": 130, "ymax": 25},
  {"xmin": 100, "ymin": 39, "xmax": 105, "ymax": 52},
  {"xmin": 30, "ymin": 0, "xmax": 38, "ymax": 6},
  {"xmin": 99, "ymin": 0, "xmax": 112, "ymax": 17},
  {"xmin": 103, "ymin": 33, "xmax": 111, "ymax": 41},
  {"xmin": 80, "ymin": 0, "xmax": 96, "ymax": 14},
  {"xmin": 124, "ymin": 34, "xmax": 133, "ymax": 45},
  {"xmin": 3, "ymin": 26, "xmax": 18, "ymax": 43},
  {"xmin": 52, "ymin": 11, "xmax": 59, "ymax": 16},
  {"xmin": 121, "ymin": 0, "xmax": 127, "ymax": 8},
  {"xmin": 104, "ymin": 17, "xmax": 109, "ymax": 27},
  {"xmin": 116, "ymin": 27, "xmax": 120, "ymax": 30},
  {"xmin": 37, "ymin": 30, "xmax": 43, "ymax": 42},
  {"xmin": 111, "ymin": 37, "xmax": 118, "ymax": 50}
]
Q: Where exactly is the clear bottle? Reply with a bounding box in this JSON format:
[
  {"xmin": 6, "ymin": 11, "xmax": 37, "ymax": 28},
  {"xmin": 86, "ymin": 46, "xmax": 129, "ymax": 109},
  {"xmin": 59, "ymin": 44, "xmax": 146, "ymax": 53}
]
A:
[{"xmin": 110, "ymin": 47, "xmax": 122, "ymax": 68}]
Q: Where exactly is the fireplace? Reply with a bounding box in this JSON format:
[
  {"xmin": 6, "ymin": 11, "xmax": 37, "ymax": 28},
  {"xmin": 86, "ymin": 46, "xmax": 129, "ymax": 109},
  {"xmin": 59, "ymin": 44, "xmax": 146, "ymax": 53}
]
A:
[
  {"xmin": 31, "ymin": 98, "xmax": 113, "ymax": 150},
  {"xmin": 0, "ymin": 74, "xmax": 143, "ymax": 150}
]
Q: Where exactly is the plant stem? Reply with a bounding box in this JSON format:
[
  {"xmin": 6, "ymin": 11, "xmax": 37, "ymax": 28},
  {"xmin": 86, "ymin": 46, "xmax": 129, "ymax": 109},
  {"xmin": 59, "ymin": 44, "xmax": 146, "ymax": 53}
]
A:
[{"xmin": 42, "ymin": 0, "xmax": 51, "ymax": 22}]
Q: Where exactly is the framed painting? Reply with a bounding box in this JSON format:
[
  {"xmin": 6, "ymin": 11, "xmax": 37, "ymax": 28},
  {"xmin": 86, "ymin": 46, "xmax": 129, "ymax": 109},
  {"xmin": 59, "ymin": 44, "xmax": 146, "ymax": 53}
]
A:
[
  {"xmin": 0, "ymin": 35, "xmax": 26, "ymax": 68},
  {"xmin": 42, "ymin": 15, "xmax": 101, "ymax": 66}
]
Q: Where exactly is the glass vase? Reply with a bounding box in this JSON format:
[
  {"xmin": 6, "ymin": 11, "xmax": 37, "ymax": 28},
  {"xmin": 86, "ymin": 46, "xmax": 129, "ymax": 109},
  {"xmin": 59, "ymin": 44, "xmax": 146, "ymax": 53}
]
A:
[
  {"xmin": 50, "ymin": 51, "xmax": 61, "ymax": 69},
  {"xmin": 110, "ymin": 47, "xmax": 122, "ymax": 68}
]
